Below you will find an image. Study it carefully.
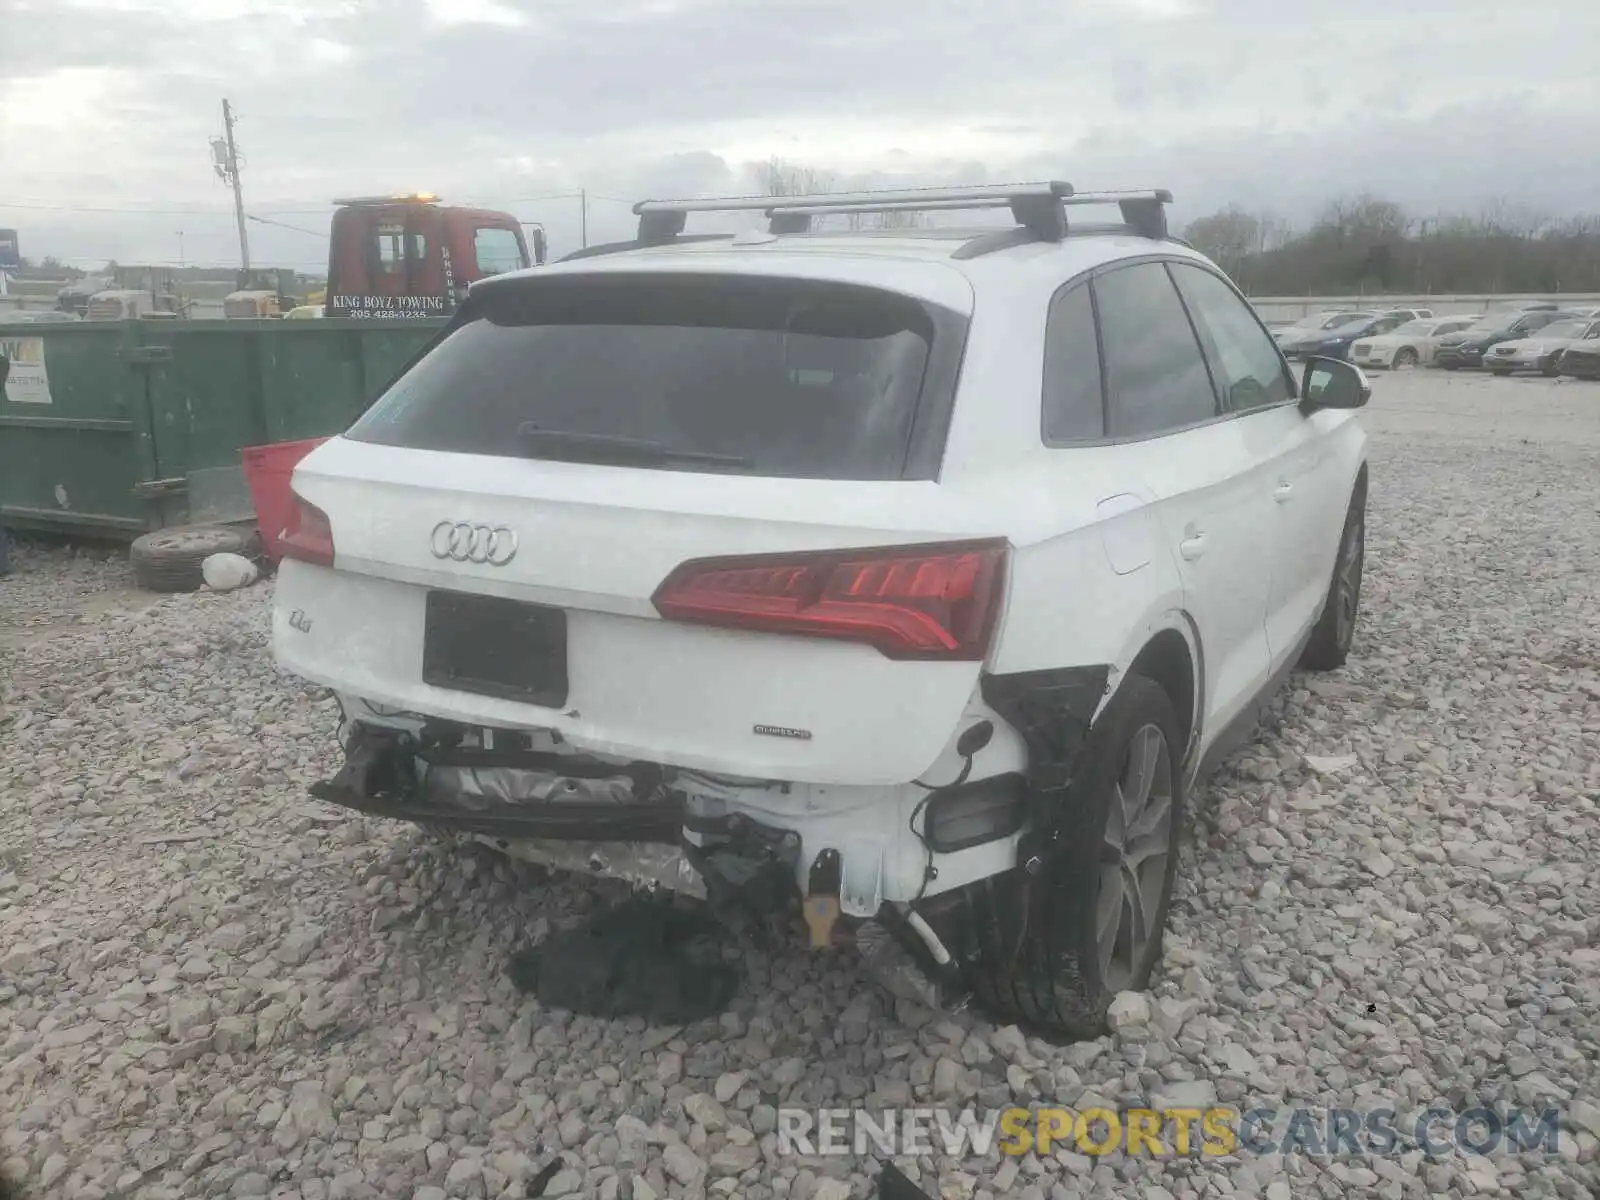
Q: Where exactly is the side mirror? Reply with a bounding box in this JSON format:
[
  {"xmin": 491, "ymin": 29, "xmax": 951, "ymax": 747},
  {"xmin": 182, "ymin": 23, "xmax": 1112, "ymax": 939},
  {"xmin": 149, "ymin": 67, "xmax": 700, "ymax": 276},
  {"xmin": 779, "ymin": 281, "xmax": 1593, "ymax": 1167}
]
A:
[
  {"xmin": 1300, "ymin": 356, "xmax": 1370, "ymax": 411},
  {"xmin": 0, "ymin": 353, "xmax": 9, "ymax": 392}
]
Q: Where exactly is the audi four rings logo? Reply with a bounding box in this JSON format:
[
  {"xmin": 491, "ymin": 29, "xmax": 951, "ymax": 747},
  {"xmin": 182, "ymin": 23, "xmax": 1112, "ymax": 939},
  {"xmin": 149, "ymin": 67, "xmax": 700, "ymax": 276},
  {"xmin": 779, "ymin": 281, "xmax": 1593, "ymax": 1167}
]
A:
[{"xmin": 430, "ymin": 521, "xmax": 518, "ymax": 565}]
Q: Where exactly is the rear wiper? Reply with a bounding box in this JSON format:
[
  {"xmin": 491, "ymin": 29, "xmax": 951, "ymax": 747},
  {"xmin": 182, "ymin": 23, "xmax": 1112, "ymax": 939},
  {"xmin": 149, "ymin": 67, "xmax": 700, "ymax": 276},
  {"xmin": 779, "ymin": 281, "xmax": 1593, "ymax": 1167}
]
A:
[{"xmin": 515, "ymin": 423, "xmax": 751, "ymax": 468}]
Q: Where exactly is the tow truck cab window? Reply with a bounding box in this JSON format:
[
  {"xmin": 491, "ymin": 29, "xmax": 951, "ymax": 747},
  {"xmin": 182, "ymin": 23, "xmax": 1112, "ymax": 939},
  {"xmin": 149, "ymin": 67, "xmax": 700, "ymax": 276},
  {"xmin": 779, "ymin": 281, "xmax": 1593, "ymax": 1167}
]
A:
[
  {"xmin": 474, "ymin": 227, "xmax": 525, "ymax": 277},
  {"xmin": 372, "ymin": 224, "xmax": 426, "ymax": 283}
]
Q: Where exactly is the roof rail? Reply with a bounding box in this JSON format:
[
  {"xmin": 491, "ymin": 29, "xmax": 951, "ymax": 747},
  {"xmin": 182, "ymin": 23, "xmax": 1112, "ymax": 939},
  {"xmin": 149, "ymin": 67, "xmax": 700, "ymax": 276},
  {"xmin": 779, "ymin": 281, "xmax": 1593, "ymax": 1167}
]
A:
[
  {"xmin": 634, "ymin": 181, "xmax": 1077, "ymax": 244},
  {"xmin": 631, "ymin": 183, "xmax": 1175, "ymax": 256},
  {"xmin": 1064, "ymin": 189, "xmax": 1175, "ymax": 241}
]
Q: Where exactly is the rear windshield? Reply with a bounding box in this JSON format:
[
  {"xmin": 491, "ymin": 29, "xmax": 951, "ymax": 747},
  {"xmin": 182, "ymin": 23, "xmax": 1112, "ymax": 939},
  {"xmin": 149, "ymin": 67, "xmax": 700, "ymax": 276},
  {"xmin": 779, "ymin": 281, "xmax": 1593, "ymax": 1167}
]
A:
[{"xmin": 346, "ymin": 274, "xmax": 961, "ymax": 480}]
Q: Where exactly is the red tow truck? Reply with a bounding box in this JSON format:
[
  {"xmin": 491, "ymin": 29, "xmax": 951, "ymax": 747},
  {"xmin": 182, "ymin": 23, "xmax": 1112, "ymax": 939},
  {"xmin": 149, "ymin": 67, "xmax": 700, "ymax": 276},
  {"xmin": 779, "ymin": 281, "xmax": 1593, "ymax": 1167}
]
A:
[{"xmin": 323, "ymin": 193, "xmax": 548, "ymax": 320}]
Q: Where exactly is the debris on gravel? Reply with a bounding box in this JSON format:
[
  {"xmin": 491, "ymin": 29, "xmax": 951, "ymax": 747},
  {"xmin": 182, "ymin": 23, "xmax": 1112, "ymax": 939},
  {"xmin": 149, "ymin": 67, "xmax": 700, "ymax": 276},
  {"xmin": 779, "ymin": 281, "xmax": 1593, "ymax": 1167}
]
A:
[{"xmin": 2, "ymin": 373, "xmax": 1598, "ymax": 1199}]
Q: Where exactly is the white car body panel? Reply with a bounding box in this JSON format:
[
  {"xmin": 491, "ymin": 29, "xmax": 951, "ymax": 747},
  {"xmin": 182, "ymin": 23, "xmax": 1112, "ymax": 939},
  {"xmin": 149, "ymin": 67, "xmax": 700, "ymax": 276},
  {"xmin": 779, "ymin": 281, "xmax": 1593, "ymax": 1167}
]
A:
[{"xmin": 271, "ymin": 226, "xmax": 1369, "ymax": 906}]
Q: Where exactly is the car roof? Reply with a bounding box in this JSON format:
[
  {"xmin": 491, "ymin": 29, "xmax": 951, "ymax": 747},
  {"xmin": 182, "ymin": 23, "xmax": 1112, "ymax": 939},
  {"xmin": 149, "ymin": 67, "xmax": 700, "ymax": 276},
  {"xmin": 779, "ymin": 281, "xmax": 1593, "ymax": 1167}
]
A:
[{"xmin": 474, "ymin": 226, "xmax": 1216, "ymax": 314}]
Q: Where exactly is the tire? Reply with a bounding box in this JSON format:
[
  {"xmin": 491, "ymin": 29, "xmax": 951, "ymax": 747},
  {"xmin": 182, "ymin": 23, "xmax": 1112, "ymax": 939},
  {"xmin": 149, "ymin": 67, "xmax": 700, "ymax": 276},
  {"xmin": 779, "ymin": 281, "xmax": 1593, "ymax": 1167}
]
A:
[
  {"xmin": 953, "ymin": 673, "xmax": 1184, "ymax": 1041},
  {"xmin": 1393, "ymin": 347, "xmax": 1419, "ymax": 369},
  {"xmin": 1542, "ymin": 357, "xmax": 1562, "ymax": 377},
  {"xmin": 1299, "ymin": 483, "xmax": 1366, "ymax": 671},
  {"xmin": 130, "ymin": 524, "xmax": 253, "ymax": 593}
]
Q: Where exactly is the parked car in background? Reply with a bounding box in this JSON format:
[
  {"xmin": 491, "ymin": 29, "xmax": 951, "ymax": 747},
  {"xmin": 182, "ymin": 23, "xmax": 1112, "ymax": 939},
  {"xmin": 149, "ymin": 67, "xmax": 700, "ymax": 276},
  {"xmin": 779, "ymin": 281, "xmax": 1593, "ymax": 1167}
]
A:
[
  {"xmin": 1434, "ymin": 308, "xmax": 1571, "ymax": 370},
  {"xmin": 1283, "ymin": 310, "xmax": 1413, "ymax": 360},
  {"xmin": 1350, "ymin": 316, "xmax": 1475, "ymax": 369},
  {"xmin": 1557, "ymin": 338, "xmax": 1600, "ymax": 380},
  {"xmin": 284, "ymin": 304, "xmax": 326, "ymax": 320},
  {"xmin": 1272, "ymin": 310, "xmax": 1372, "ymax": 348},
  {"xmin": 1484, "ymin": 315, "xmax": 1600, "ymax": 375}
]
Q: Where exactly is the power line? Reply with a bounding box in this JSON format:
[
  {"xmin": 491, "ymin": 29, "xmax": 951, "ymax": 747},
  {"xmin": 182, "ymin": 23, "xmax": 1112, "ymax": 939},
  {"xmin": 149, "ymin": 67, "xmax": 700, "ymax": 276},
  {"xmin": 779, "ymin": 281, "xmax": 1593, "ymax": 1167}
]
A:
[
  {"xmin": 1, "ymin": 190, "xmax": 610, "ymax": 217},
  {"xmin": 490, "ymin": 191, "xmax": 586, "ymax": 203},
  {"xmin": 41, "ymin": 255, "xmax": 330, "ymax": 268},
  {"xmin": 246, "ymin": 214, "xmax": 328, "ymax": 238},
  {"xmin": 0, "ymin": 201, "xmax": 245, "ymax": 216}
]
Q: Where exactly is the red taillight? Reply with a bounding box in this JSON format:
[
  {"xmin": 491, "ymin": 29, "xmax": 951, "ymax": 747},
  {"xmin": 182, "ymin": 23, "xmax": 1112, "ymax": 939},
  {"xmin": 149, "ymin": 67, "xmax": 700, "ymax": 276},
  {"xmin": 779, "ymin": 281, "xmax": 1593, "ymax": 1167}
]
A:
[
  {"xmin": 279, "ymin": 492, "xmax": 335, "ymax": 567},
  {"xmin": 651, "ymin": 540, "xmax": 1008, "ymax": 660}
]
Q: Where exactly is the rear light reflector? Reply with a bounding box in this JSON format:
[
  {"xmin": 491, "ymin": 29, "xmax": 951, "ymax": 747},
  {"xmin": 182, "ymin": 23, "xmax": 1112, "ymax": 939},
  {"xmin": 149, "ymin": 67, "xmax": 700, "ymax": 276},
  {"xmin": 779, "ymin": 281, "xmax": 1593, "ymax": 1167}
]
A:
[
  {"xmin": 651, "ymin": 539, "xmax": 1008, "ymax": 660},
  {"xmin": 279, "ymin": 491, "xmax": 336, "ymax": 567}
]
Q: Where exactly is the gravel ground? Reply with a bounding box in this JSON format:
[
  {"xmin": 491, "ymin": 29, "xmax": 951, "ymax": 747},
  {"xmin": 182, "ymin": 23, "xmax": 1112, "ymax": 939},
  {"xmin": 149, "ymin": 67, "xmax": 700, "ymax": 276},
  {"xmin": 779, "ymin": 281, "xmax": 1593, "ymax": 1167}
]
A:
[
  {"xmin": 0, "ymin": 538, "xmax": 137, "ymax": 643},
  {"xmin": 3, "ymin": 371, "xmax": 1598, "ymax": 1200}
]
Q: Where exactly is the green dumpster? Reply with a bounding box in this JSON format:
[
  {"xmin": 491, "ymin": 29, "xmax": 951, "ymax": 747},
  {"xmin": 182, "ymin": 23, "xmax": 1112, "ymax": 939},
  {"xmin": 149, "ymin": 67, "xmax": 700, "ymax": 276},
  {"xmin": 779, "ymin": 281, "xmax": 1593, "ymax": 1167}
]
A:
[{"xmin": 0, "ymin": 316, "xmax": 444, "ymax": 540}]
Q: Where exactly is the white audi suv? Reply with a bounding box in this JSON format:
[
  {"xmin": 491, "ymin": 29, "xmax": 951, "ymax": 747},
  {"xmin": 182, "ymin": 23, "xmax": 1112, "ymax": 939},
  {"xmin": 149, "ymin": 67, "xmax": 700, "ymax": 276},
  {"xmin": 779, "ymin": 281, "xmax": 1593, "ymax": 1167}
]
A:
[{"xmin": 271, "ymin": 182, "xmax": 1371, "ymax": 1038}]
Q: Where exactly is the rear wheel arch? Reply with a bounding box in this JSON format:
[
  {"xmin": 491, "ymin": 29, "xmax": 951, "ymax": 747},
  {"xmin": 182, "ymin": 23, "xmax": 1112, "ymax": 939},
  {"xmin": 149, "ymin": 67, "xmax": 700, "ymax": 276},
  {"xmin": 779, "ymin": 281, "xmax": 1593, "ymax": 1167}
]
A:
[{"xmin": 1126, "ymin": 628, "xmax": 1198, "ymax": 757}]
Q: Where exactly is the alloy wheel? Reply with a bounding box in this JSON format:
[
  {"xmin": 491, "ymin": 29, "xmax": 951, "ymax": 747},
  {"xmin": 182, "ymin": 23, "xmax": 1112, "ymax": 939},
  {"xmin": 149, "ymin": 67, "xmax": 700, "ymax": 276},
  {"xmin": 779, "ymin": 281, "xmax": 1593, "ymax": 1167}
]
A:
[
  {"xmin": 1335, "ymin": 509, "xmax": 1365, "ymax": 651},
  {"xmin": 1095, "ymin": 723, "xmax": 1174, "ymax": 994}
]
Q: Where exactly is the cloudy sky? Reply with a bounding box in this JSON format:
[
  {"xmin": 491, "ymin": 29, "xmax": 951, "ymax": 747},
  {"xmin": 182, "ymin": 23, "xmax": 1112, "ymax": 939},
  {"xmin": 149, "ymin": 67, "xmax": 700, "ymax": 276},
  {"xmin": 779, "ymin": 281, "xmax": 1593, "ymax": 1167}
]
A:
[{"xmin": 3, "ymin": 0, "xmax": 1597, "ymax": 271}]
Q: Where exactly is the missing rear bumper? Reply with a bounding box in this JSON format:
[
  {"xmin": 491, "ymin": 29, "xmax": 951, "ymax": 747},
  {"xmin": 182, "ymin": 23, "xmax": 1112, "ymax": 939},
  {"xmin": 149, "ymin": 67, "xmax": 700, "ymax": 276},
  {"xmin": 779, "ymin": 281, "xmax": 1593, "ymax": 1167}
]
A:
[{"xmin": 309, "ymin": 721, "xmax": 684, "ymax": 843}]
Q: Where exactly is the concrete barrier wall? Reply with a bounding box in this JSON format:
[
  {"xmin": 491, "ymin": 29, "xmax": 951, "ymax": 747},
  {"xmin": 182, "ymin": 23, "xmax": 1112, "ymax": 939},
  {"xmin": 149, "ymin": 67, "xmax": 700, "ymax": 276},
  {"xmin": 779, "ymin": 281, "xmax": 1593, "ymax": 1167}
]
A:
[{"xmin": 1248, "ymin": 294, "xmax": 1600, "ymax": 324}]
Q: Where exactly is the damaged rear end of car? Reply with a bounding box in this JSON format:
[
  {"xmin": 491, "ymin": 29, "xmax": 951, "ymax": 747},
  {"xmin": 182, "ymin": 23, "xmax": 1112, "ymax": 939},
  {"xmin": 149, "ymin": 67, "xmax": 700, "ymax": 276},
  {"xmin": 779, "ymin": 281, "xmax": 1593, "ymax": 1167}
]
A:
[{"xmin": 272, "ymin": 255, "xmax": 1110, "ymax": 1011}]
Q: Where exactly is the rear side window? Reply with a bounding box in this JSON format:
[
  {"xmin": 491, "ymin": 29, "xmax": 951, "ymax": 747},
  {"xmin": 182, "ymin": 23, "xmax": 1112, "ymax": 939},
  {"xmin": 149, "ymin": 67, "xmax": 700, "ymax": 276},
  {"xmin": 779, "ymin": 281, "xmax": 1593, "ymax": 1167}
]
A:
[
  {"xmin": 1094, "ymin": 262, "xmax": 1218, "ymax": 439},
  {"xmin": 1042, "ymin": 282, "xmax": 1105, "ymax": 442},
  {"xmin": 346, "ymin": 274, "xmax": 960, "ymax": 481}
]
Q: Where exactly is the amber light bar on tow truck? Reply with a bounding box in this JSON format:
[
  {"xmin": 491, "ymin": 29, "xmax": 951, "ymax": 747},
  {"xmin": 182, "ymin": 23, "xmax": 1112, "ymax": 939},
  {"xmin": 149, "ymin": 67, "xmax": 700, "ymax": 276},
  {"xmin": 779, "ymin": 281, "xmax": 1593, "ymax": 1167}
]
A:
[
  {"xmin": 651, "ymin": 540, "xmax": 1010, "ymax": 660},
  {"xmin": 331, "ymin": 192, "xmax": 440, "ymax": 207}
]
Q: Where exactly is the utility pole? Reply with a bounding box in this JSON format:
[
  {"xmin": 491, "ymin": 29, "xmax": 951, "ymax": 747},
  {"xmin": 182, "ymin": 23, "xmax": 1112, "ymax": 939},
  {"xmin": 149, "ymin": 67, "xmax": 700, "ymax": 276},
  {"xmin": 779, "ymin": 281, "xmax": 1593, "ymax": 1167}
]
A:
[
  {"xmin": 580, "ymin": 189, "xmax": 588, "ymax": 248},
  {"xmin": 211, "ymin": 99, "xmax": 251, "ymax": 273}
]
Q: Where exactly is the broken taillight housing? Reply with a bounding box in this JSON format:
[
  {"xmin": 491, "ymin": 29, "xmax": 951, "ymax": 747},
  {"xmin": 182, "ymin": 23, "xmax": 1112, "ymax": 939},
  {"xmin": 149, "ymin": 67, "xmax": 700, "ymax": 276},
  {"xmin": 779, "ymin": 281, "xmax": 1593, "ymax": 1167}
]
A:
[
  {"xmin": 651, "ymin": 540, "xmax": 1008, "ymax": 660},
  {"xmin": 279, "ymin": 491, "xmax": 336, "ymax": 568}
]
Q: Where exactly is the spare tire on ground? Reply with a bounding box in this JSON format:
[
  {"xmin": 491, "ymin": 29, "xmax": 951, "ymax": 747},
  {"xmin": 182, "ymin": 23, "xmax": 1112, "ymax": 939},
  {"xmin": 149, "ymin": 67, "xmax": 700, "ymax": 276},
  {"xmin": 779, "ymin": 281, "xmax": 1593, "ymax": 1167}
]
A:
[{"xmin": 130, "ymin": 525, "xmax": 254, "ymax": 593}]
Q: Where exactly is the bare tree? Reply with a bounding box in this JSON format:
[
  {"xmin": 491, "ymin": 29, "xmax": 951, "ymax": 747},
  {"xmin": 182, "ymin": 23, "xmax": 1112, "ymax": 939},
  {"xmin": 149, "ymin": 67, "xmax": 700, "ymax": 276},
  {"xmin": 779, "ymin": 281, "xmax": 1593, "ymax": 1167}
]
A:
[
  {"xmin": 1258, "ymin": 214, "xmax": 1294, "ymax": 253},
  {"xmin": 756, "ymin": 157, "xmax": 834, "ymax": 198},
  {"xmin": 755, "ymin": 157, "xmax": 837, "ymax": 232},
  {"xmin": 1185, "ymin": 189, "xmax": 1600, "ymax": 294},
  {"xmin": 1182, "ymin": 206, "xmax": 1267, "ymax": 277},
  {"xmin": 847, "ymin": 209, "xmax": 925, "ymax": 231}
]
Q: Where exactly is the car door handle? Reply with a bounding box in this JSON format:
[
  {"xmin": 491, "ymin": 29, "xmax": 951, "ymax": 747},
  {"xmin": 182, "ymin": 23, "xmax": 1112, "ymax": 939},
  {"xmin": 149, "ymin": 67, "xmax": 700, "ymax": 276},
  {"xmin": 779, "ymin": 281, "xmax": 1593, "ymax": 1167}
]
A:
[
  {"xmin": 1274, "ymin": 482, "xmax": 1294, "ymax": 503},
  {"xmin": 1179, "ymin": 534, "xmax": 1207, "ymax": 561}
]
